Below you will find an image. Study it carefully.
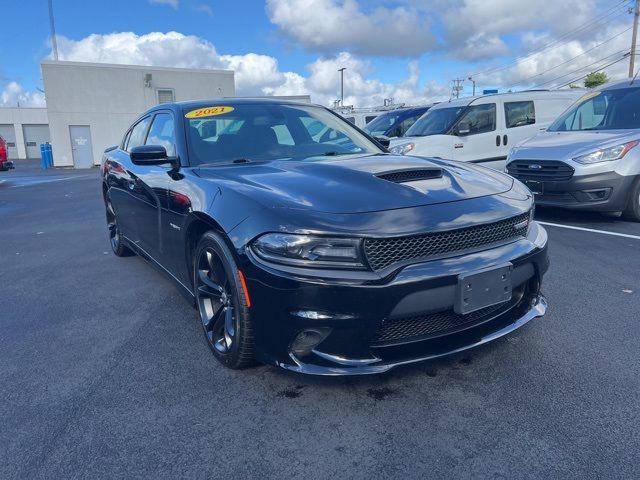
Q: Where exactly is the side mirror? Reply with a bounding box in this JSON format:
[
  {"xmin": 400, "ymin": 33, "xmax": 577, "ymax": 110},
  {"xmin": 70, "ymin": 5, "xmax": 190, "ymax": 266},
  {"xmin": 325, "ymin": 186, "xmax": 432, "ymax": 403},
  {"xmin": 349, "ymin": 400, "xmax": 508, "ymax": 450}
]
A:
[
  {"xmin": 374, "ymin": 136, "xmax": 391, "ymax": 148},
  {"xmin": 456, "ymin": 121, "xmax": 471, "ymax": 136},
  {"xmin": 130, "ymin": 145, "xmax": 178, "ymax": 168}
]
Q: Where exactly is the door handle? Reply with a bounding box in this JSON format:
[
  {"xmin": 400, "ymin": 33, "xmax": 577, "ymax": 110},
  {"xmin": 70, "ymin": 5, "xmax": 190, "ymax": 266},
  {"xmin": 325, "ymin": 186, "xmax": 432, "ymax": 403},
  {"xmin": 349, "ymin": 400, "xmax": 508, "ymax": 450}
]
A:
[
  {"xmin": 503, "ymin": 135, "xmax": 508, "ymax": 146},
  {"xmin": 496, "ymin": 135, "xmax": 501, "ymax": 147}
]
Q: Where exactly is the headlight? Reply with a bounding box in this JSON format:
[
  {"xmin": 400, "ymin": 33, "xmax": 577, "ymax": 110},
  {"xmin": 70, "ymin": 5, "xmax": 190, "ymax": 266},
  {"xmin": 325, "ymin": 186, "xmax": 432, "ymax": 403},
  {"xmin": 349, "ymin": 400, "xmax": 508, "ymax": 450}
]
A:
[
  {"xmin": 252, "ymin": 233, "xmax": 365, "ymax": 269},
  {"xmin": 389, "ymin": 143, "xmax": 415, "ymax": 155},
  {"xmin": 573, "ymin": 140, "xmax": 639, "ymax": 164}
]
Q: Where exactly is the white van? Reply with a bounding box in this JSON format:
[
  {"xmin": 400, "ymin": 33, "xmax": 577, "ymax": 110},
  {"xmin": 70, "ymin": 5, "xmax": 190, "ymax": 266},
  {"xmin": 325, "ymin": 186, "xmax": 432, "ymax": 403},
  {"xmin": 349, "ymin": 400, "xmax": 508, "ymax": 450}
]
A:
[{"xmin": 389, "ymin": 90, "xmax": 585, "ymax": 170}]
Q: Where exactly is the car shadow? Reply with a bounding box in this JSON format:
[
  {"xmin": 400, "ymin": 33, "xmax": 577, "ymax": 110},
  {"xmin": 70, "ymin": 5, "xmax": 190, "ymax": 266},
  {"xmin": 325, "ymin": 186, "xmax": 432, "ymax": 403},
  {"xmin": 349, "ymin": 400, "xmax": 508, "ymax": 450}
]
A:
[{"xmin": 534, "ymin": 205, "xmax": 623, "ymax": 225}]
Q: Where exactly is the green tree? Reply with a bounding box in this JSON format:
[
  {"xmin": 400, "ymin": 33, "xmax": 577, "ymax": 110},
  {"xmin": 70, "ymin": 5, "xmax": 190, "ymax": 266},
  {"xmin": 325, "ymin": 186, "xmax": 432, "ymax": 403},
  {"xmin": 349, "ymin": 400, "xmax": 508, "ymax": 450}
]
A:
[{"xmin": 584, "ymin": 72, "xmax": 609, "ymax": 88}]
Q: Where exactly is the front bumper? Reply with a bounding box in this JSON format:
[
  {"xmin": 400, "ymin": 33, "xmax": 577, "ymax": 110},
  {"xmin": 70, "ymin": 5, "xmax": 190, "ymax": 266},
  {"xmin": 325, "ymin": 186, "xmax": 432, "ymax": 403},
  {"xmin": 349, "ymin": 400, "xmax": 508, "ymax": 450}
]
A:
[
  {"xmin": 240, "ymin": 222, "xmax": 549, "ymax": 375},
  {"xmin": 526, "ymin": 171, "xmax": 634, "ymax": 212}
]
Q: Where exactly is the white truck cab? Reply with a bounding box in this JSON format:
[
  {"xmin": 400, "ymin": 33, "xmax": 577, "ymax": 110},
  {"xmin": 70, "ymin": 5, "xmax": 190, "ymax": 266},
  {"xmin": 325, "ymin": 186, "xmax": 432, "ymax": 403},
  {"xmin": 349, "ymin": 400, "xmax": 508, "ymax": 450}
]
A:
[{"xmin": 389, "ymin": 90, "xmax": 584, "ymax": 170}]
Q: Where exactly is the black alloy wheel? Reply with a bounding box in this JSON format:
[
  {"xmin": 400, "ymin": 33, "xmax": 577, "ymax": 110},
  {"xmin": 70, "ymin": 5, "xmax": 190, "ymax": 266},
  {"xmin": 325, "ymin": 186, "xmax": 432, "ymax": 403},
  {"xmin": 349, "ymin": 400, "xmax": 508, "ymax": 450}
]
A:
[
  {"xmin": 194, "ymin": 232, "xmax": 254, "ymax": 368},
  {"xmin": 105, "ymin": 196, "xmax": 133, "ymax": 257}
]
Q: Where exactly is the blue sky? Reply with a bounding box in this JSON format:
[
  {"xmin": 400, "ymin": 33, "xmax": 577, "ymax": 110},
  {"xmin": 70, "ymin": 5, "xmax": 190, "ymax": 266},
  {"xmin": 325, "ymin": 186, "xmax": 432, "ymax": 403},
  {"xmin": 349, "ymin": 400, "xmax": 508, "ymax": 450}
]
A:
[{"xmin": 0, "ymin": 0, "xmax": 635, "ymax": 107}]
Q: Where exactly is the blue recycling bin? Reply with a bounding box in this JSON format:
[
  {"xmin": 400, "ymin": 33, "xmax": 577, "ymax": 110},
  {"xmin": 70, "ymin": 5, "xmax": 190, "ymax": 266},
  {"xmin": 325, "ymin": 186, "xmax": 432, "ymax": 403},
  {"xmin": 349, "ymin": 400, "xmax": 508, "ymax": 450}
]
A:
[
  {"xmin": 40, "ymin": 144, "xmax": 48, "ymax": 169},
  {"xmin": 45, "ymin": 143, "xmax": 53, "ymax": 168}
]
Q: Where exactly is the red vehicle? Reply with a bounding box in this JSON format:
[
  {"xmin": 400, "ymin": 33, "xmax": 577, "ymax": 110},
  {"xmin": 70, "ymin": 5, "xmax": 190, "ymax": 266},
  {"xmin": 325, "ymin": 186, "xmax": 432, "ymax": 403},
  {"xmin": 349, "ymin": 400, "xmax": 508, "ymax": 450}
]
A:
[{"xmin": 0, "ymin": 135, "xmax": 14, "ymax": 171}]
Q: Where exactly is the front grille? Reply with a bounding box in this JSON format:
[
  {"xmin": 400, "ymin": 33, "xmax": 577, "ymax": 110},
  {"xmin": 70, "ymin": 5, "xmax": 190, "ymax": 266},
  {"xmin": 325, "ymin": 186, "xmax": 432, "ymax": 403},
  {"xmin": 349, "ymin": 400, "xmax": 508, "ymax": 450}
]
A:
[
  {"xmin": 376, "ymin": 168, "xmax": 443, "ymax": 183},
  {"xmin": 364, "ymin": 212, "xmax": 530, "ymax": 271},
  {"xmin": 373, "ymin": 301, "xmax": 512, "ymax": 345},
  {"xmin": 507, "ymin": 160, "xmax": 574, "ymax": 181}
]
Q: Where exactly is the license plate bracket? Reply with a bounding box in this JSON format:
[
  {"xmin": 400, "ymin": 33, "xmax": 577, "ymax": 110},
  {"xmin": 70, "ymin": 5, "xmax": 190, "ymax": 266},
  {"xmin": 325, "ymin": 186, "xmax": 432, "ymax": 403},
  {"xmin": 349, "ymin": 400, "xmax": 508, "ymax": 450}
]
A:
[
  {"xmin": 524, "ymin": 180, "xmax": 544, "ymax": 195},
  {"xmin": 455, "ymin": 263, "xmax": 513, "ymax": 315}
]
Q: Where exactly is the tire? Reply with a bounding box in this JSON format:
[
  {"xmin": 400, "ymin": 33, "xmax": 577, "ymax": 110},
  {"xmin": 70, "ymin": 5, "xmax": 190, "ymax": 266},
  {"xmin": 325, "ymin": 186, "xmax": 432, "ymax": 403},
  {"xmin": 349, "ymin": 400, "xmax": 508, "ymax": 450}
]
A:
[
  {"xmin": 105, "ymin": 195, "xmax": 134, "ymax": 257},
  {"xmin": 623, "ymin": 177, "xmax": 640, "ymax": 222},
  {"xmin": 193, "ymin": 231, "xmax": 255, "ymax": 369}
]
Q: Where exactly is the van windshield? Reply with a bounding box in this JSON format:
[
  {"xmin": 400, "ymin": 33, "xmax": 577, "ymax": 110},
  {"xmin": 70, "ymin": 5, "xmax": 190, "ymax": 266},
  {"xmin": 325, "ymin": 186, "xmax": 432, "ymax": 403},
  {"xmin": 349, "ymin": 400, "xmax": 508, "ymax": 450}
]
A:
[
  {"xmin": 405, "ymin": 106, "xmax": 466, "ymax": 136},
  {"xmin": 548, "ymin": 87, "xmax": 640, "ymax": 131}
]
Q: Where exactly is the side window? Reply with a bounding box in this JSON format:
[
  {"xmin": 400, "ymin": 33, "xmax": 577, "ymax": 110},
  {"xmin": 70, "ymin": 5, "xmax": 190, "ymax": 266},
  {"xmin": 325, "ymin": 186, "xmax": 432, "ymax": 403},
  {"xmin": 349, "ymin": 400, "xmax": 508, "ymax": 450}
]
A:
[
  {"xmin": 505, "ymin": 101, "xmax": 535, "ymax": 128},
  {"xmin": 271, "ymin": 124, "xmax": 295, "ymax": 145},
  {"xmin": 365, "ymin": 116, "xmax": 377, "ymax": 124},
  {"xmin": 126, "ymin": 117, "xmax": 152, "ymax": 151},
  {"xmin": 458, "ymin": 104, "xmax": 496, "ymax": 135},
  {"xmin": 563, "ymin": 100, "xmax": 604, "ymax": 130},
  {"xmin": 300, "ymin": 116, "xmax": 351, "ymax": 147},
  {"xmin": 146, "ymin": 113, "xmax": 176, "ymax": 156}
]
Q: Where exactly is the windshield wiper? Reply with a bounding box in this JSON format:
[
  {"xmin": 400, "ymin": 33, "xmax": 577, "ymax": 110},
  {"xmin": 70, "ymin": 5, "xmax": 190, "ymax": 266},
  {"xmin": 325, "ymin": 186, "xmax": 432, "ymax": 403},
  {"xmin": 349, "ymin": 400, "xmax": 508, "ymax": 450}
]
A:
[{"xmin": 198, "ymin": 158, "xmax": 253, "ymax": 167}]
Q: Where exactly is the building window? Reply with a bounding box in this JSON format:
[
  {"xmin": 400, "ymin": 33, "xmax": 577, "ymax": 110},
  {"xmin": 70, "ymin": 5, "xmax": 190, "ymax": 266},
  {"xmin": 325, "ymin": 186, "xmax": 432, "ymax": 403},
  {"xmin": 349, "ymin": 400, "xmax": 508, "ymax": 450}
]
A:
[{"xmin": 157, "ymin": 89, "xmax": 175, "ymax": 104}]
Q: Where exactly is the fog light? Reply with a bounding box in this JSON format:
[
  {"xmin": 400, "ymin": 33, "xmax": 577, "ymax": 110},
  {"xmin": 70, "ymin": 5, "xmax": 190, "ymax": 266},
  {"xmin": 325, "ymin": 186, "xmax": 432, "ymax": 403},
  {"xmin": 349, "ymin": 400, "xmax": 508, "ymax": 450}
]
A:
[
  {"xmin": 290, "ymin": 328, "xmax": 332, "ymax": 357},
  {"xmin": 583, "ymin": 188, "xmax": 611, "ymax": 201}
]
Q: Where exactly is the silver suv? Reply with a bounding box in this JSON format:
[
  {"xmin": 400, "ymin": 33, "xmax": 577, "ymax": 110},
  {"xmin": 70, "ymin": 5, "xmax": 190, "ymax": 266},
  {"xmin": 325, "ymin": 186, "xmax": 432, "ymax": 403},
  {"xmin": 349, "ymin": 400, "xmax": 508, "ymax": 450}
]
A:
[{"xmin": 506, "ymin": 80, "xmax": 640, "ymax": 221}]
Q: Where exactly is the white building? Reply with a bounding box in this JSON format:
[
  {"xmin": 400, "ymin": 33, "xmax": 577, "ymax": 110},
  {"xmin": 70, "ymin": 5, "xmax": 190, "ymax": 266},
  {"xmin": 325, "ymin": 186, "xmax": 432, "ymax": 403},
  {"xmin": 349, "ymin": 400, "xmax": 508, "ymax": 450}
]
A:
[
  {"xmin": 41, "ymin": 61, "xmax": 235, "ymax": 168},
  {"xmin": 0, "ymin": 108, "xmax": 50, "ymax": 160}
]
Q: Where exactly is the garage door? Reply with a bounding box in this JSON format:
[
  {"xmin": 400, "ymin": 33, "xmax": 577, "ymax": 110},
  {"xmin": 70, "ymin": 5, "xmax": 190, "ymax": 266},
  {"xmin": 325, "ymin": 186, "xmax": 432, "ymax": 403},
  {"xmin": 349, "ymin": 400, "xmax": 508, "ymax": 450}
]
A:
[
  {"xmin": 22, "ymin": 124, "xmax": 50, "ymax": 160},
  {"xmin": 0, "ymin": 124, "xmax": 18, "ymax": 159}
]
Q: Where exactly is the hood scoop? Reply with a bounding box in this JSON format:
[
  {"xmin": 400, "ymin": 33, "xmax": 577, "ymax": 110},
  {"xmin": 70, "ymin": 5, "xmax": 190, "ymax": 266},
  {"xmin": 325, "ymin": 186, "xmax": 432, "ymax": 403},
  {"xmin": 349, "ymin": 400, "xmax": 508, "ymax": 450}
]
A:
[{"xmin": 376, "ymin": 168, "xmax": 443, "ymax": 184}]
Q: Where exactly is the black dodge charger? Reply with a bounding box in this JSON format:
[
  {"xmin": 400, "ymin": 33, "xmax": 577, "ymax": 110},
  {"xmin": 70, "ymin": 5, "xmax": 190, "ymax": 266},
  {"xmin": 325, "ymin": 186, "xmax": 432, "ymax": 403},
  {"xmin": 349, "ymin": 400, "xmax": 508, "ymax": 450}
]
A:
[{"xmin": 101, "ymin": 99, "xmax": 549, "ymax": 375}]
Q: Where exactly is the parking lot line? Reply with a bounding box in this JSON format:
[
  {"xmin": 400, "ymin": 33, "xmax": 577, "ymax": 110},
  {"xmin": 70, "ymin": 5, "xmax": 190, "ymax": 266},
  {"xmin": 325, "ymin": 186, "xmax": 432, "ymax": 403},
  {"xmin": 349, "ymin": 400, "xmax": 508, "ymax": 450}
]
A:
[{"xmin": 538, "ymin": 221, "xmax": 640, "ymax": 240}]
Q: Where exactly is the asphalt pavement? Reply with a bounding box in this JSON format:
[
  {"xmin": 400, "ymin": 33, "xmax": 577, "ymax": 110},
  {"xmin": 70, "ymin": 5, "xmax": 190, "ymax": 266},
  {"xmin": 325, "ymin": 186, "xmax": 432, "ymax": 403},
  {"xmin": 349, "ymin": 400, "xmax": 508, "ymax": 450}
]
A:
[{"xmin": 1, "ymin": 165, "xmax": 639, "ymax": 479}]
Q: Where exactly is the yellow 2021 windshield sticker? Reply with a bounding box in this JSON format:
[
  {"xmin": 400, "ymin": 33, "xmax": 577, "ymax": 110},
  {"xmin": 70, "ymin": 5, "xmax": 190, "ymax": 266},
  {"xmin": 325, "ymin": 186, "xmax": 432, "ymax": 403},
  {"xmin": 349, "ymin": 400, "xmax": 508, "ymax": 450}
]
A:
[{"xmin": 185, "ymin": 106, "xmax": 234, "ymax": 119}]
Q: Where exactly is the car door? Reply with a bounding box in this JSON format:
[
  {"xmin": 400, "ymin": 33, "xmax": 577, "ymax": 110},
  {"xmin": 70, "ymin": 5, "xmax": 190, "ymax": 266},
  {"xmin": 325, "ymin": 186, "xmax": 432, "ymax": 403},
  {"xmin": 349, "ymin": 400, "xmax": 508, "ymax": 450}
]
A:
[
  {"xmin": 133, "ymin": 111, "xmax": 176, "ymax": 258},
  {"xmin": 109, "ymin": 116, "xmax": 152, "ymax": 246},
  {"xmin": 500, "ymin": 100, "xmax": 538, "ymax": 163},
  {"xmin": 449, "ymin": 102, "xmax": 502, "ymax": 166}
]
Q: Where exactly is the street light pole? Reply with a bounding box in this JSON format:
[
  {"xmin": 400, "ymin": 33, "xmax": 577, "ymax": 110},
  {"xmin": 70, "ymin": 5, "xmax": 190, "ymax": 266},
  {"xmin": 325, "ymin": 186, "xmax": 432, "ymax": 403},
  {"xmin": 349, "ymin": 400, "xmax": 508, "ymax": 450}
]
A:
[
  {"xmin": 338, "ymin": 67, "xmax": 346, "ymax": 106},
  {"xmin": 48, "ymin": 0, "xmax": 59, "ymax": 61},
  {"xmin": 468, "ymin": 76, "xmax": 476, "ymax": 96}
]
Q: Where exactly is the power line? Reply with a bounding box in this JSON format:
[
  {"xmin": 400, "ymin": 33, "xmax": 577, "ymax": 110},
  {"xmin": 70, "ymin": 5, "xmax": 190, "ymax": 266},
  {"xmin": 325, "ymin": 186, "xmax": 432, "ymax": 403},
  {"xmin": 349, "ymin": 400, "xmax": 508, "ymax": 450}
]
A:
[
  {"xmin": 506, "ymin": 26, "xmax": 632, "ymax": 89},
  {"xmin": 557, "ymin": 52, "xmax": 631, "ymax": 87},
  {"xmin": 470, "ymin": 0, "xmax": 631, "ymax": 78},
  {"xmin": 534, "ymin": 49, "xmax": 630, "ymax": 88}
]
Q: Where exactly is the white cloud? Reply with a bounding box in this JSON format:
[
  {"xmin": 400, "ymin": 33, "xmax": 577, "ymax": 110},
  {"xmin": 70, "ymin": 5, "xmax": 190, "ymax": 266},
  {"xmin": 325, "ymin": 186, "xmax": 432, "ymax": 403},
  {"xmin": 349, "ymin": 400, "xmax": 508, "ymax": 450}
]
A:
[
  {"xmin": 149, "ymin": 0, "xmax": 178, "ymax": 8},
  {"xmin": 50, "ymin": 31, "xmax": 447, "ymax": 106},
  {"xmin": 0, "ymin": 81, "xmax": 45, "ymax": 107},
  {"xmin": 193, "ymin": 4, "xmax": 213, "ymax": 17},
  {"xmin": 477, "ymin": 22, "xmax": 633, "ymax": 89},
  {"xmin": 266, "ymin": 0, "xmax": 437, "ymax": 56}
]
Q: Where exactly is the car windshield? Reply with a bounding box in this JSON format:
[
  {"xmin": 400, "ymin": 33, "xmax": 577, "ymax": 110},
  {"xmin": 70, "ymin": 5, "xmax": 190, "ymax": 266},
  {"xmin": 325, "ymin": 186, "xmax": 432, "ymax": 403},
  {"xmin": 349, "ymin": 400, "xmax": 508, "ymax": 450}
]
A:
[
  {"xmin": 364, "ymin": 111, "xmax": 404, "ymax": 136},
  {"xmin": 548, "ymin": 87, "xmax": 640, "ymax": 131},
  {"xmin": 185, "ymin": 103, "xmax": 382, "ymax": 165},
  {"xmin": 404, "ymin": 106, "xmax": 466, "ymax": 136}
]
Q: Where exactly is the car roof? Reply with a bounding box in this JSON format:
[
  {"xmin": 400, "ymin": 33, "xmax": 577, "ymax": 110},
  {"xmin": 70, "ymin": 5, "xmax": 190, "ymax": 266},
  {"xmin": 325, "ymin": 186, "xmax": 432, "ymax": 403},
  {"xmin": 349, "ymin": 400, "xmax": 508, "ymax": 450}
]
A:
[
  {"xmin": 595, "ymin": 78, "xmax": 640, "ymax": 91},
  {"xmin": 430, "ymin": 89, "xmax": 585, "ymax": 111},
  {"xmin": 176, "ymin": 97, "xmax": 318, "ymax": 112},
  {"xmin": 373, "ymin": 106, "xmax": 430, "ymax": 116}
]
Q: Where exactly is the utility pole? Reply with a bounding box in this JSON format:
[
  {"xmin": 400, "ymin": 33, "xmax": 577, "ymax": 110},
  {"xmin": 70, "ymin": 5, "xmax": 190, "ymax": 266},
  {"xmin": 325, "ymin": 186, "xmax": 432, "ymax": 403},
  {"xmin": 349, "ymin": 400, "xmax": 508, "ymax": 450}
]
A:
[
  {"xmin": 630, "ymin": 0, "xmax": 639, "ymax": 77},
  {"xmin": 452, "ymin": 78, "xmax": 464, "ymax": 99},
  {"xmin": 338, "ymin": 68, "xmax": 346, "ymax": 106},
  {"xmin": 48, "ymin": 0, "xmax": 59, "ymax": 60},
  {"xmin": 467, "ymin": 76, "xmax": 476, "ymax": 96}
]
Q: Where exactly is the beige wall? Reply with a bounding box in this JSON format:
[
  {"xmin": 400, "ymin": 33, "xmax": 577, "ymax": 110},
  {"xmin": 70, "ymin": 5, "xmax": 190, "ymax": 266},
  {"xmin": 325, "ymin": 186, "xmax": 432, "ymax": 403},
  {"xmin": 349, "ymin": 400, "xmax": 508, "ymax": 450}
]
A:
[{"xmin": 42, "ymin": 61, "xmax": 235, "ymax": 167}]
